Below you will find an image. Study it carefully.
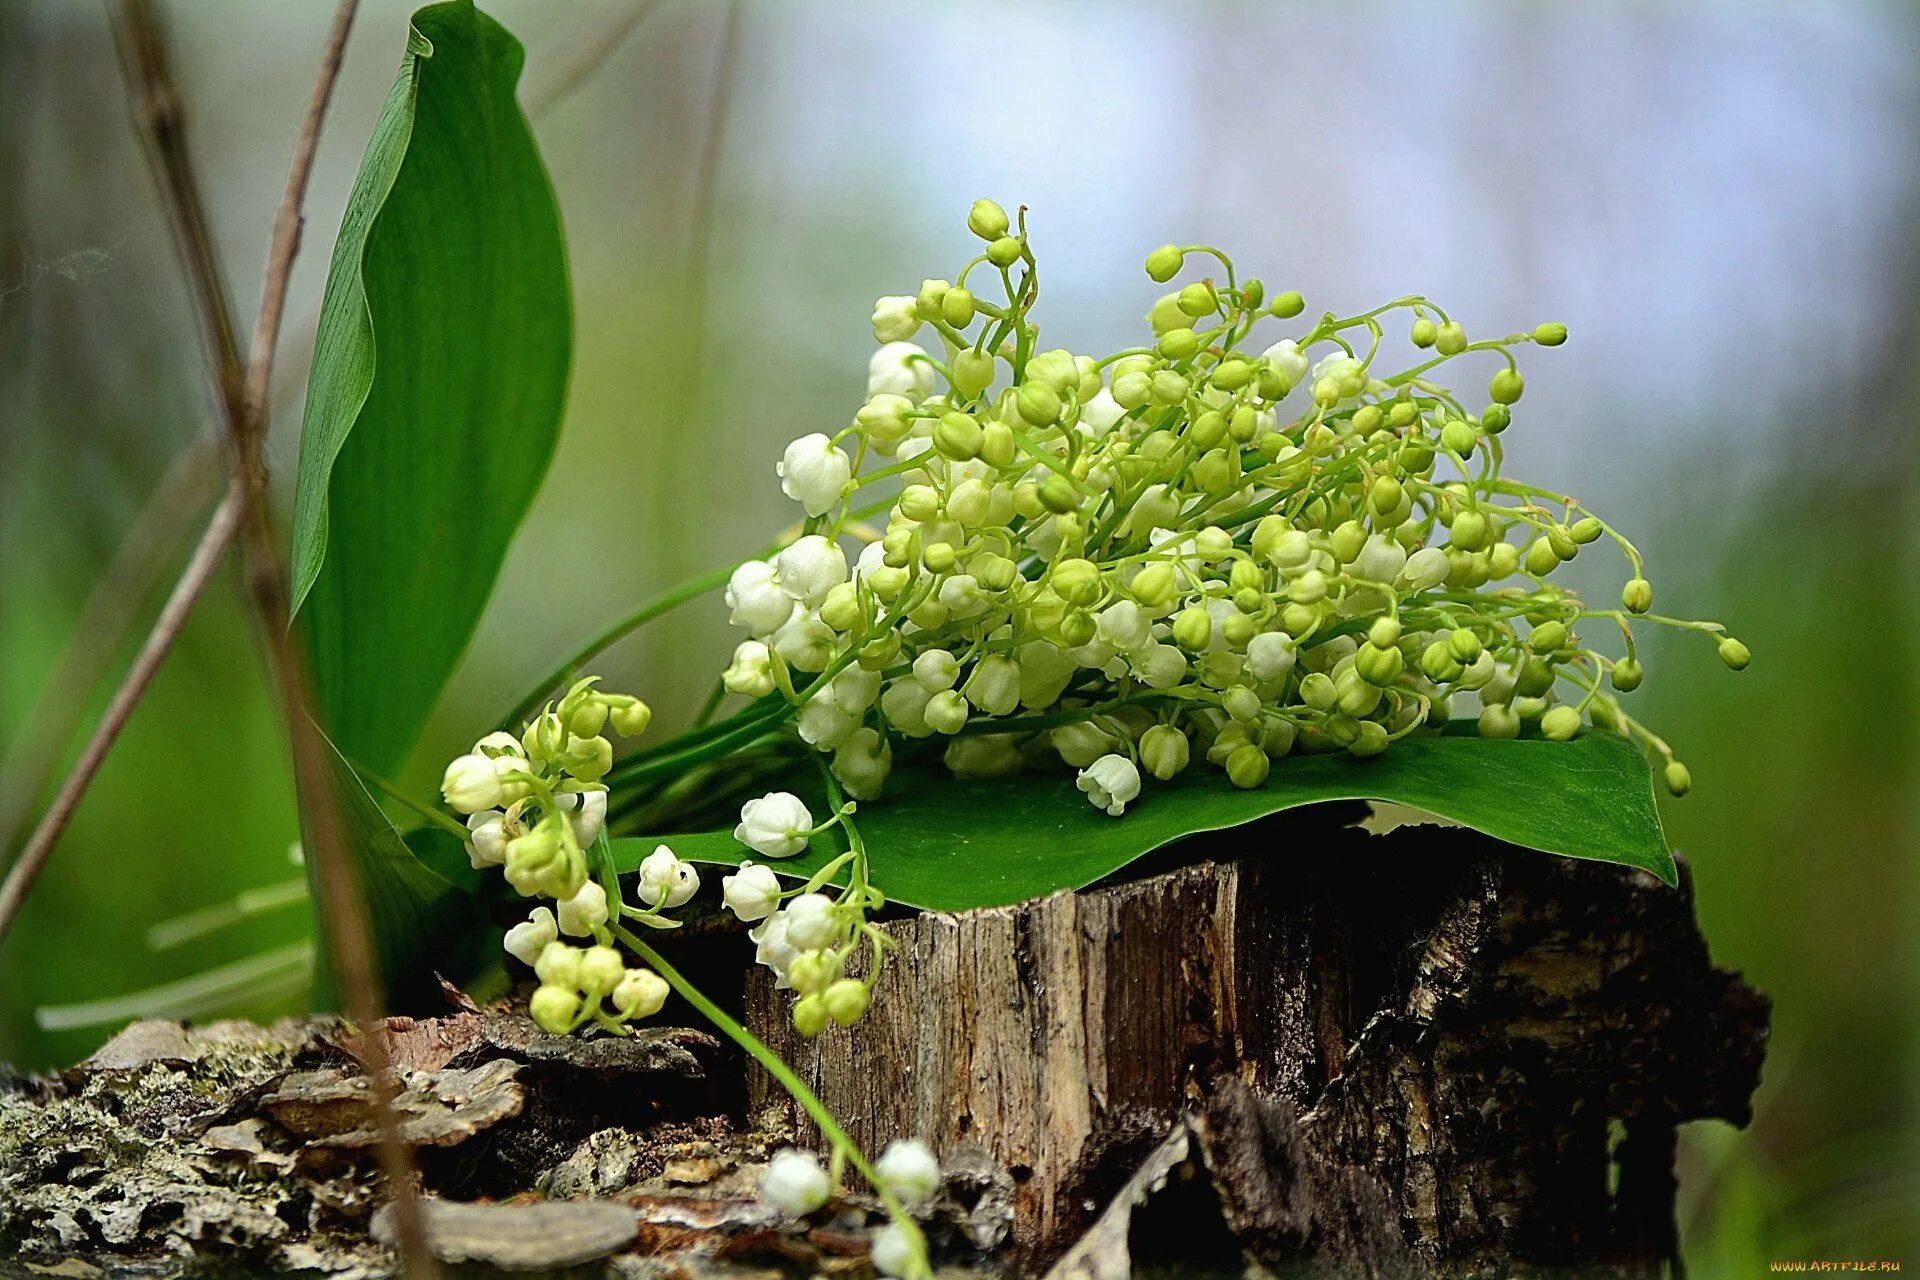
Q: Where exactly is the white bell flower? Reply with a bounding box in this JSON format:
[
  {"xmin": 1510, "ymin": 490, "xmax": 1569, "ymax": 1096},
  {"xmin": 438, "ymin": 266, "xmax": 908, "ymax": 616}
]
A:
[
  {"xmin": 873, "ymin": 1139, "xmax": 942, "ymax": 1205},
  {"xmin": 637, "ymin": 844, "xmax": 701, "ymax": 909},
  {"xmin": 1400, "ymin": 546, "xmax": 1451, "ymax": 592},
  {"xmin": 750, "ymin": 911, "xmax": 800, "ymax": 986},
  {"xmin": 566, "ymin": 789, "xmax": 607, "ymax": 848},
  {"xmin": 771, "ymin": 608, "xmax": 836, "ymax": 673},
  {"xmin": 1079, "ymin": 386, "xmax": 1126, "ymax": 435},
  {"xmin": 832, "ymin": 728, "xmax": 893, "ymax": 800},
  {"xmin": 1247, "ymin": 630, "xmax": 1298, "ymax": 682},
  {"xmin": 782, "ymin": 892, "xmax": 838, "ymax": 951},
  {"xmin": 612, "ymin": 968, "xmax": 669, "ymax": 1019},
  {"xmin": 880, "ymin": 677, "xmax": 934, "ymax": 736},
  {"xmin": 1077, "ymin": 753, "xmax": 1142, "ymax": 816},
  {"xmin": 1051, "ymin": 720, "xmax": 1118, "ymax": 768},
  {"xmin": 726, "ymin": 560, "xmax": 792, "ymax": 636},
  {"xmin": 441, "ymin": 753, "xmax": 503, "ymax": 814},
  {"xmin": 1096, "ymin": 599, "xmax": 1151, "ymax": 652},
  {"xmin": 735, "ymin": 791, "xmax": 814, "ymax": 858},
  {"xmin": 777, "ymin": 433, "xmax": 853, "ymax": 518},
  {"xmin": 868, "ymin": 341, "xmax": 935, "ymax": 400},
  {"xmin": 798, "ymin": 697, "xmax": 857, "ymax": 751},
  {"xmin": 722, "ymin": 640, "xmax": 776, "ymax": 697},
  {"xmin": 722, "ymin": 861, "xmax": 782, "ymax": 922},
  {"xmin": 870, "ymin": 294, "xmax": 923, "ymax": 343},
  {"xmin": 466, "ymin": 811, "xmax": 509, "ymax": 868},
  {"xmin": 912, "ymin": 648, "xmax": 960, "ymax": 692},
  {"xmin": 828, "ymin": 664, "xmax": 882, "ymax": 714},
  {"xmin": 762, "ymin": 1149, "xmax": 831, "ymax": 1216},
  {"xmin": 965, "ymin": 654, "xmax": 1021, "ymax": 716},
  {"xmin": 557, "ymin": 880, "xmax": 609, "ymax": 937},
  {"xmin": 1350, "ymin": 534, "xmax": 1408, "ymax": 585},
  {"xmin": 1260, "ymin": 337, "xmax": 1309, "ymax": 386},
  {"xmin": 1131, "ymin": 643, "xmax": 1188, "ymax": 690},
  {"xmin": 870, "ymin": 1222, "xmax": 916, "ymax": 1278},
  {"xmin": 1016, "ymin": 641, "xmax": 1075, "ymax": 709},
  {"xmin": 473, "ymin": 730, "xmax": 525, "ymax": 757},
  {"xmin": 503, "ymin": 906, "xmax": 558, "ymax": 966},
  {"xmin": 774, "ymin": 535, "xmax": 849, "ymax": 607}
]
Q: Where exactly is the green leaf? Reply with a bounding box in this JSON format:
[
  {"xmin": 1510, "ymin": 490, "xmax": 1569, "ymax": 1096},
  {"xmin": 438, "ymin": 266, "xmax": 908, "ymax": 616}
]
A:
[
  {"xmin": 291, "ymin": 0, "xmax": 570, "ymax": 777},
  {"xmin": 302, "ymin": 727, "xmax": 483, "ymax": 1010},
  {"xmin": 610, "ymin": 729, "xmax": 1674, "ymax": 913}
]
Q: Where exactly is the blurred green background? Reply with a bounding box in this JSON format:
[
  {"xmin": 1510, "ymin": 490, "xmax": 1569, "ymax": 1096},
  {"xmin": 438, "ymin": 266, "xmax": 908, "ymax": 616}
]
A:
[{"xmin": 2, "ymin": 0, "xmax": 1914, "ymax": 1266}]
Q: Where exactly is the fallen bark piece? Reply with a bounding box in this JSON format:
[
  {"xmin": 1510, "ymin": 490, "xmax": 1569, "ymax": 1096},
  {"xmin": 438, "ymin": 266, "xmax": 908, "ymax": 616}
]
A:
[
  {"xmin": 370, "ymin": 1197, "xmax": 640, "ymax": 1269},
  {"xmin": 261, "ymin": 1057, "xmax": 524, "ymax": 1149}
]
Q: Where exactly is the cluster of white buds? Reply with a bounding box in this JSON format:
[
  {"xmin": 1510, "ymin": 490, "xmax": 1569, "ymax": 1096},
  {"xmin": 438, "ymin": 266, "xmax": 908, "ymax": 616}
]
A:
[
  {"xmin": 444, "ymin": 677, "xmax": 697, "ymax": 1036},
  {"xmin": 722, "ymin": 199, "xmax": 1741, "ymax": 820},
  {"xmin": 720, "ymin": 789, "xmax": 889, "ymax": 1038},
  {"xmin": 760, "ymin": 1139, "xmax": 941, "ymax": 1276}
]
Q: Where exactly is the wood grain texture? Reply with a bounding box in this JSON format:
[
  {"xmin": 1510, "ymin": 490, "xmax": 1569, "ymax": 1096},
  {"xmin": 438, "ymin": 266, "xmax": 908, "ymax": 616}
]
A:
[{"xmin": 745, "ymin": 819, "xmax": 1769, "ymax": 1274}]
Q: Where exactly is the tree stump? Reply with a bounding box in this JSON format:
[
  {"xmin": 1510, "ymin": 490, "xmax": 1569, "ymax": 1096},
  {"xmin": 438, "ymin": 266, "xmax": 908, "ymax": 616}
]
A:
[{"xmin": 744, "ymin": 818, "xmax": 1770, "ymax": 1275}]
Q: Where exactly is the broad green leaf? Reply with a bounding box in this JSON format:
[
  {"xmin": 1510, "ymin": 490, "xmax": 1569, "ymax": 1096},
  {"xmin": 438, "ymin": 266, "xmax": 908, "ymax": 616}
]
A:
[
  {"xmin": 302, "ymin": 727, "xmax": 483, "ymax": 1010},
  {"xmin": 611, "ymin": 728, "xmax": 1674, "ymax": 913},
  {"xmin": 291, "ymin": 0, "xmax": 570, "ymax": 776}
]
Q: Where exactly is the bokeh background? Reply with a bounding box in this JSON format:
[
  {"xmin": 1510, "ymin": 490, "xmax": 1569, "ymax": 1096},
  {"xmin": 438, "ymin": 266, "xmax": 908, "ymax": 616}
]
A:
[{"xmin": 3, "ymin": 0, "xmax": 1915, "ymax": 1266}]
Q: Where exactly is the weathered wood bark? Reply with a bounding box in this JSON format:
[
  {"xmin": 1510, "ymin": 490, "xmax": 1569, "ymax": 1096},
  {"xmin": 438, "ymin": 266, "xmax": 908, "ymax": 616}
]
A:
[{"xmin": 745, "ymin": 820, "xmax": 1770, "ymax": 1275}]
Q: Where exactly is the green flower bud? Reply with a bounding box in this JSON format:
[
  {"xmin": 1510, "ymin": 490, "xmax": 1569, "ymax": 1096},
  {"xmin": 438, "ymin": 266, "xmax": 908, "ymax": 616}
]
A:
[
  {"xmin": 953, "ymin": 349, "xmax": 995, "ymax": 399},
  {"xmin": 1058, "ymin": 610, "xmax": 1097, "ymax": 648},
  {"xmin": 822, "ymin": 978, "xmax": 872, "ymax": 1027},
  {"xmin": 1441, "ymin": 417, "xmax": 1479, "ymax": 456},
  {"xmin": 1222, "ymin": 610, "xmax": 1257, "ymax": 647},
  {"xmin": 1540, "ymin": 705, "xmax": 1582, "ymax": 741},
  {"xmin": 1570, "ymin": 517, "xmax": 1604, "ymax": 544},
  {"xmin": 1141, "ymin": 724, "xmax": 1190, "ymax": 780},
  {"xmin": 1206, "ymin": 723, "xmax": 1253, "ymax": 766},
  {"xmin": 1287, "ymin": 568, "xmax": 1328, "ymax": 605},
  {"xmin": 1347, "ymin": 720, "xmax": 1390, "ymax": 757},
  {"xmin": 1172, "ymin": 604, "xmax": 1214, "ymax": 652},
  {"xmin": 922, "ymin": 540, "xmax": 957, "ymax": 574},
  {"xmin": 1148, "ymin": 293, "xmax": 1190, "ymax": 334},
  {"xmin": 1421, "ymin": 640, "xmax": 1464, "ymax": 682},
  {"xmin": 986, "ymin": 235, "xmax": 1022, "ymax": 268},
  {"xmin": 1131, "ymin": 561, "xmax": 1177, "ymax": 610},
  {"xmin": 1448, "ymin": 509, "xmax": 1490, "ymax": 552},
  {"xmin": 1611, "ymin": 656, "xmax": 1644, "ymax": 693},
  {"xmin": 1039, "ymin": 474, "xmax": 1080, "ymax": 514},
  {"xmin": 1280, "ymin": 601, "xmax": 1319, "ymax": 637},
  {"xmin": 1369, "ymin": 476, "xmax": 1404, "ymax": 518},
  {"xmin": 1188, "ymin": 409, "xmax": 1228, "ymax": 449},
  {"xmin": 1194, "ymin": 525, "xmax": 1234, "ymax": 562},
  {"xmin": 1145, "ymin": 243, "xmax": 1184, "ymax": 282},
  {"xmin": 1228, "ymin": 405, "xmax": 1259, "ymax": 443},
  {"xmin": 973, "ymin": 552, "xmax": 1018, "ymax": 592},
  {"xmin": 1622, "ymin": 578, "xmax": 1653, "ymax": 614},
  {"xmin": 1529, "ymin": 620, "xmax": 1568, "ymax": 653},
  {"xmin": 1256, "ymin": 365, "xmax": 1293, "ymax": 400},
  {"xmin": 1533, "ymin": 322, "xmax": 1568, "ymax": 346},
  {"xmin": 1263, "ymin": 717, "xmax": 1297, "ymax": 758},
  {"xmin": 792, "ymin": 993, "xmax": 829, "ymax": 1038},
  {"xmin": 1016, "ymin": 381, "xmax": 1062, "ymax": 427},
  {"xmin": 1156, "ymin": 326, "xmax": 1200, "ymax": 362},
  {"xmin": 1224, "ymin": 685, "xmax": 1261, "ymax": 722},
  {"xmin": 1717, "ymin": 637, "xmax": 1751, "ymax": 671},
  {"xmin": 609, "ymin": 698, "xmax": 652, "ymax": 737},
  {"xmin": 1149, "ymin": 370, "xmax": 1190, "ymax": 405},
  {"xmin": 1240, "ymin": 279, "xmax": 1265, "ymax": 309},
  {"xmin": 1435, "ymin": 321, "xmax": 1468, "ymax": 356},
  {"xmin": 967, "ymin": 198, "xmax": 1010, "ymax": 241},
  {"xmin": 898, "ymin": 484, "xmax": 940, "ymax": 522},
  {"xmin": 1663, "ymin": 761, "xmax": 1693, "ymax": 797},
  {"xmin": 1489, "ymin": 541, "xmax": 1521, "ymax": 578},
  {"xmin": 1516, "ymin": 655, "xmax": 1556, "ymax": 698},
  {"xmin": 1225, "ymin": 742, "xmax": 1270, "ymax": 789},
  {"xmin": 1176, "ymin": 282, "xmax": 1215, "ymax": 317},
  {"xmin": 1525, "ymin": 538, "xmax": 1560, "ymax": 577},
  {"xmin": 1489, "ymin": 368, "xmax": 1524, "ymax": 404},
  {"xmin": 1229, "ymin": 558, "xmax": 1266, "ymax": 594},
  {"xmin": 1355, "ymin": 642, "xmax": 1404, "ymax": 687},
  {"xmin": 1299, "ymin": 671, "xmax": 1337, "ymax": 711},
  {"xmin": 1480, "ymin": 404, "xmax": 1512, "ymax": 435},
  {"xmin": 1478, "ymin": 703, "xmax": 1521, "ymax": 739},
  {"xmin": 1448, "ymin": 628, "xmax": 1483, "ymax": 663},
  {"xmin": 934, "ymin": 411, "xmax": 984, "ymax": 461},
  {"xmin": 1368, "ymin": 615, "xmax": 1402, "ymax": 648},
  {"xmin": 979, "ymin": 421, "xmax": 1017, "ymax": 469},
  {"xmin": 819, "ymin": 582, "xmax": 864, "ymax": 632},
  {"xmin": 915, "ymin": 277, "xmax": 950, "ymax": 318},
  {"xmin": 579, "ymin": 945, "xmax": 624, "ymax": 996},
  {"xmin": 529, "ymin": 985, "xmax": 580, "ymax": 1035},
  {"xmin": 1410, "ymin": 317, "xmax": 1438, "ymax": 348},
  {"xmin": 1331, "ymin": 519, "xmax": 1368, "ymax": 563},
  {"xmin": 1212, "ymin": 358, "xmax": 1252, "ymax": 391},
  {"xmin": 1337, "ymin": 670, "xmax": 1384, "ymax": 716},
  {"xmin": 941, "ymin": 287, "xmax": 977, "ymax": 328},
  {"xmin": 1051, "ymin": 557, "xmax": 1101, "ymax": 607},
  {"xmin": 1269, "ymin": 290, "xmax": 1305, "ymax": 319}
]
